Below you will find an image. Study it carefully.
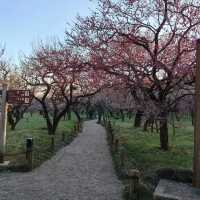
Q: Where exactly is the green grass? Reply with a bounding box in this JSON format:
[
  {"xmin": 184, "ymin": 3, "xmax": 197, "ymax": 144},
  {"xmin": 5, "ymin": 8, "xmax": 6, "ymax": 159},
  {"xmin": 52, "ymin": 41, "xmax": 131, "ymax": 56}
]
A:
[
  {"xmin": 110, "ymin": 117, "xmax": 194, "ymax": 200},
  {"xmin": 5, "ymin": 113, "xmax": 77, "ymax": 169},
  {"xmin": 112, "ymin": 117, "xmax": 194, "ymax": 173}
]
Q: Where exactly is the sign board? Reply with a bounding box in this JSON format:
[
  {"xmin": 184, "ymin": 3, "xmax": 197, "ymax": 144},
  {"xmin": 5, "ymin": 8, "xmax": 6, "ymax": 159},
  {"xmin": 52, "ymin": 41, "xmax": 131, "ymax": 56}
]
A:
[{"xmin": 7, "ymin": 90, "xmax": 32, "ymax": 105}]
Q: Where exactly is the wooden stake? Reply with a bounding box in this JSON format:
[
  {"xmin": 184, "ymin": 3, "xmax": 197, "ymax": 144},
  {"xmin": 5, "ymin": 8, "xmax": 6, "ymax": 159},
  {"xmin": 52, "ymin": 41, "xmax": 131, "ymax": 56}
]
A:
[
  {"xmin": 193, "ymin": 39, "xmax": 200, "ymax": 187},
  {"xmin": 62, "ymin": 132, "xmax": 65, "ymax": 142},
  {"xmin": 128, "ymin": 169, "xmax": 140, "ymax": 200},
  {"xmin": 113, "ymin": 139, "xmax": 119, "ymax": 153},
  {"xmin": 26, "ymin": 138, "xmax": 33, "ymax": 170},
  {"xmin": 120, "ymin": 148, "xmax": 126, "ymax": 168},
  {"xmin": 51, "ymin": 136, "xmax": 55, "ymax": 151}
]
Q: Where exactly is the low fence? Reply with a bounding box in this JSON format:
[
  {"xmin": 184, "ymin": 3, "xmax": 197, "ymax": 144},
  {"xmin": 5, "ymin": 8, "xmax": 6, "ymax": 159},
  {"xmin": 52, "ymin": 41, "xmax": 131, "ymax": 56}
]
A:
[
  {"xmin": 4, "ymin": 121, "xmax": 82, "ymax": 171},
  {"xmin": 103, "ymin": 119, "xmax": 140, "ymax": 200}
]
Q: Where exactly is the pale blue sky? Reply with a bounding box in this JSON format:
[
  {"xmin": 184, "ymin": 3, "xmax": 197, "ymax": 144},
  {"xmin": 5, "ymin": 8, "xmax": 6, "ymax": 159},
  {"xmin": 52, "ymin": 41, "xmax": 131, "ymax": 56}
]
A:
[{"xmin": 0, "ymin": 0, "xmax": 95, "ymax": 63}]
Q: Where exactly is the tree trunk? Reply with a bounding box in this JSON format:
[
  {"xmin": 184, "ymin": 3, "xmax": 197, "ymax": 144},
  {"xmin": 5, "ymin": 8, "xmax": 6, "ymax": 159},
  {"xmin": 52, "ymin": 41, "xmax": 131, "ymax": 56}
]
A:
[
  {"xmin": 97, "ymin": 111, "xmax": 102, "ymax": 124},
  {"xmin": 148, "ymin": 115, "xmax": 155, "ymax": 133},
  {"xmin": 159, "ymin": 112, "xmax": 169, "ymax": 151},
  {"xmin": 171, "ymin": 112, "xmax": 176, "ymax": 137},
  {"xmin": 41, "ymin": 103, "xmax": 53, "ymax": 135},
  {"xmin": 74, "ymin": 110, "xmax": 81, "ymax": 123},
  {"xmin": 120, "ymin": 109, "xmax": 125, "ymax": 122},
  {"xmin": 150, "ymin": 120, "xmax": 154, "ymax": 133},
  {"xmin": 155, "ymin": 120, "xmax": 159, "ymax": 133},
  {"xmin": 127, "ymin": 110, "xmax": 132, "ymax": 119},
  {"xmin": 11, "ymin": 123, "xmax": 16, "ymax": 130},
  {"xmin": 143, "ymin": 119, "xmax": 149, "ymax": 132},
  {"xmin": 63, "ymin": 113, "xmax": 66, "ymax": 120},
  {"xmin": 134, "ymin": 110, "xmax": 143, "ymax": 127},
  {"xmin": 191, "ymin": 110, "xmax": 194, "ymax": 126},
  {"xmin": 67, "ymin": 109, "xmax": 71, "ymax": 120},
  {"xmin": 175, "ymin": 111, "xmax": 180, "ymax": 121}
]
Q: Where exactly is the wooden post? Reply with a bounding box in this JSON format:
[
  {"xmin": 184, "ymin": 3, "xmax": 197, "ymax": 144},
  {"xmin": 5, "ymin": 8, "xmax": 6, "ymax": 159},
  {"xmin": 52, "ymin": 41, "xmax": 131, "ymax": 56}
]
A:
[
  {"xmin": 109, "ymin": 123, "xmax": 114, "ymax": 146},
  {"xmin": 77, "ymin": 122, "xmax": 80, "ymax": 132},
  {"xmin": 51, "ymin": 136, "xmax": 55, "ymax": 151},
  {"xmin": 113, "ymin": 139, "xmax": 119, "ymax": 153},
  {"xmin": 0, "ymin": 83, "xmax": 8, "ymax": 163},
  {"xmin": 26, "ymin": 138, "xmax": 33, "ymax": 170},
  {"xmin": 128, "ymin": 169, "xmax": 140, "ymax": 200},
  {"xmin": 120, "ymin": 148, "xmax": 126, "ymax": 168},
  {"xmin": 74, "ymin": 124, "xmax": 77, "ymax": 134},
  {"xmin": 110, "ymin": 131, "xmax": 114, "ymax": 146},
  {"xmin": 62, "ymin": 132, "xmax": 65, "ymax": 142},
  {"xmin": 193, "ymin": 39, "xmax": 200, "ymax": 187}
]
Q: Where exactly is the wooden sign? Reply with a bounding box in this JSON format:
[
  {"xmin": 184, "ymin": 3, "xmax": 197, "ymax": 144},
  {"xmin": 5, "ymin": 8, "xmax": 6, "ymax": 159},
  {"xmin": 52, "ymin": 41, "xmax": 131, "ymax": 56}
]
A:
[{"xmin": 7, "ymin": 90, "xmax": 32, "ymax": 105}]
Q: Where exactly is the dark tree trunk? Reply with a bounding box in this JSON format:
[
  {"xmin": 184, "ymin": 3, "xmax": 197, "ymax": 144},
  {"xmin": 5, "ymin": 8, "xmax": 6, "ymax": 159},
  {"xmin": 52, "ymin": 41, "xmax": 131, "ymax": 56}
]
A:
[
  {"xmin": 171, "ymin": 112, "xmax": 176, "ymax": 137},
  {"xmin": 109, "ymin": 111, "xmax": 114, "ymax": 118},
  {"xmin": 127, "ymin": 110, "xmax": 133, "ymax": 119},
  {"xmin": 191, "ymin": 110, "xmax": 194, "ymax": 126},
  {"xmin": 143, "ymin": 119, "xmax": 149, "ymax": 132},
  {"xmin": 89, "ymin": 110, "xmax": 94, "ymax": 119},
  {"xmin": 97, "ymin": 112, "xmax": 102, "ymax": 124},
  {"xmin": 134, "ymin": 110, "xmax": 143, "ymax": 127},
  {"xmin": 63, "ymin": 113, "xmax": 66, "ymax": 120},
  {"xmin": 175, "ymin": 111, "xmax": 180, "ymax": 121},
  {"xmin": 74, "ymin": 110, "xmax": 81, "ymax": 122},
  {"xmin": 120, "ymin": 109, "xmax": 125, "ymax": 122},
  {"xmin": 7, "ymin": 106, "xmax": 26, "ymax": 131},
  {"xmin": 67, "ymin": 109, "xmax": 71, "ymax": 120},
  {"xmin": 150, "ymin": 120, "xmax": 154, "ymax": 133},
  {"xmin": 42, "ymin": 104, "xmax": 53, "ymax": 135},
  {"xmin": 155, "ymin": 120, "xmax": 159, "ymax": 133},
  {"xmin": 159, "ymin": 112, "xmax": 169, "ymax": 151},
  {"xmin": 11, "ymin": 123, "xmax": 16, "ymax": 130}
]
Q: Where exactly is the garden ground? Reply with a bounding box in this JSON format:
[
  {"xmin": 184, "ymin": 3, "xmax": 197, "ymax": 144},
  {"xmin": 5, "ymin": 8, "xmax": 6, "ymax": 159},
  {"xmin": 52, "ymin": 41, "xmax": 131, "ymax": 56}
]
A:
[
  {"xmin": 2, "ymin": 113, "xmax": 195, "ymax": 200},
  {"xmin": 110, "ymin": 116, "xmax": 194, "ymax": 199},
  {"xmin": 0, "ymin": 120, "xmax": 122, "ymax": 200},
  {"xmin": 5, "ymin": 113, "xmax": 77, "ymax": 169}
]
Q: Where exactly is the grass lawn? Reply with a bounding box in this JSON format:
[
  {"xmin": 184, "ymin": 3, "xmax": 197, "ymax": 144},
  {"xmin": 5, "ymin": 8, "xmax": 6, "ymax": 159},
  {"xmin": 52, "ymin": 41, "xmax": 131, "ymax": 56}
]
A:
[
  {"xmin": 110, "ymin": 116, "xmax": 194, "ymax": 199},
  {"xmin": 5, "ymin": 112, "xmax": 77, "ymax": 169}
]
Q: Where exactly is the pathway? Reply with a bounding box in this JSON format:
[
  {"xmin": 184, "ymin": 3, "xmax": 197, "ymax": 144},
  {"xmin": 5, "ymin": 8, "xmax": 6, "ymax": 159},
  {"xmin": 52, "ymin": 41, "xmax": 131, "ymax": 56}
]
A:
[{"xmin": 0, "ymin": 120, "xmax": 123, "ymax": 200}]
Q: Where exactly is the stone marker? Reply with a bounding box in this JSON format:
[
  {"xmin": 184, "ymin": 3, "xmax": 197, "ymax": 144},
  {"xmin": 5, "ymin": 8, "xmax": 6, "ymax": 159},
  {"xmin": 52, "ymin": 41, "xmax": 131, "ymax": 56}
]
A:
[{"xmin": 154, "ymin": 179, "xmax": 200, "ymax": 200}]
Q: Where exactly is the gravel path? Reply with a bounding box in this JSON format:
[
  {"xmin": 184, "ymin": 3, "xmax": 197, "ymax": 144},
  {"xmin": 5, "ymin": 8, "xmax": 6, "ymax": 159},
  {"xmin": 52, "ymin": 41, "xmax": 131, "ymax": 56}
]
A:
[{"xmin": 0, "ymin": 120, "xmax": 123, "ymax": 200}]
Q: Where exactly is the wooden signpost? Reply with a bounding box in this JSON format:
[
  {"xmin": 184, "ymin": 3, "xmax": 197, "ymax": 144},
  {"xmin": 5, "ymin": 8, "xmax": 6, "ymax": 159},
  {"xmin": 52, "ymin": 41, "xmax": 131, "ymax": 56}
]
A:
[
  {"xmin": 7, "ymin": 90, "xmax": 32, "ymax": 105},
  {"xmin": 0, "ymin": 86, "xmax": 32, "ymax": 163},
  {"xmin": 0, "ymin": 83, "xmax": 8, "ymax": 163}
]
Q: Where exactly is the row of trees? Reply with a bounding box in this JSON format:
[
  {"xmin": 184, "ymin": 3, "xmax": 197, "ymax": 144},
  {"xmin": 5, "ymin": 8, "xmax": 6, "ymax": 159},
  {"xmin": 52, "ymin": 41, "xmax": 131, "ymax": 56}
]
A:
[
  {"xmin": 64, "ymin": 0, "xmax": 200, "ymax": 150},
  {"xmin": 1, "ymin": 0, "xmax": 200, "ymax": 151},
  {"xmin": 20, "ymin": 43, "xmax": 114, "ymax": 135}
]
